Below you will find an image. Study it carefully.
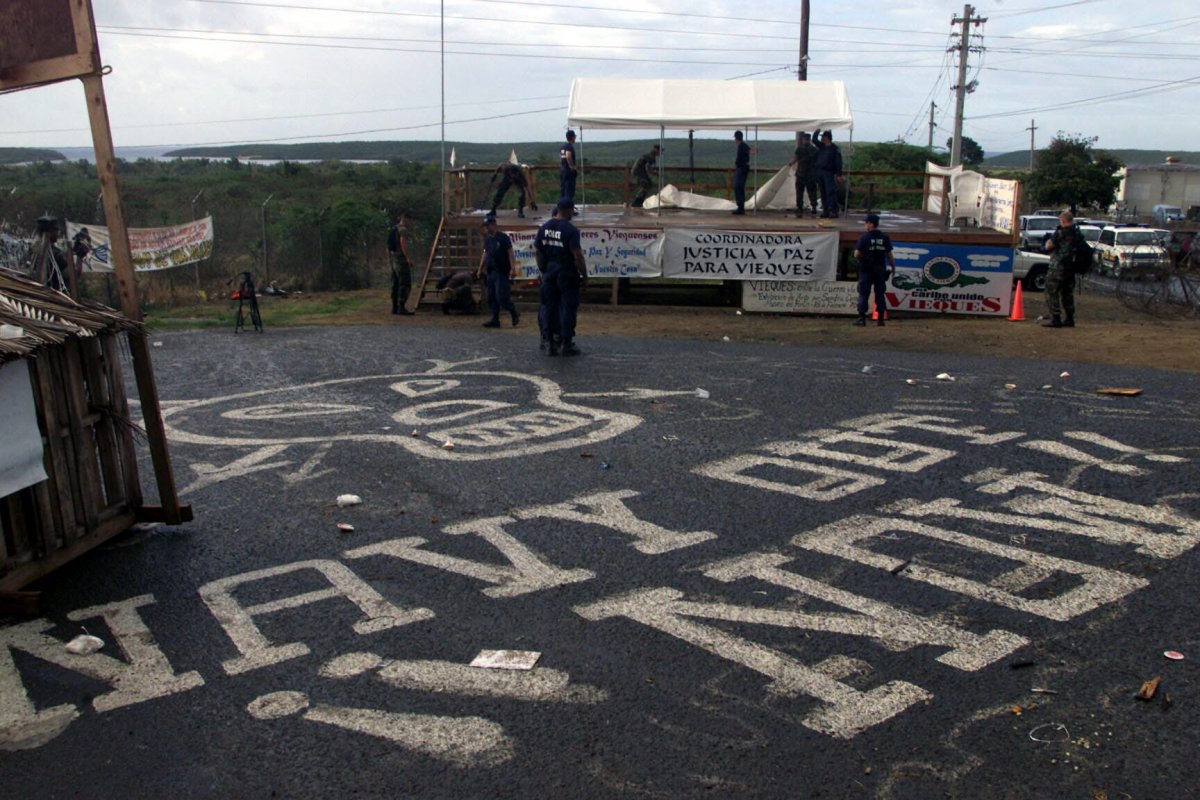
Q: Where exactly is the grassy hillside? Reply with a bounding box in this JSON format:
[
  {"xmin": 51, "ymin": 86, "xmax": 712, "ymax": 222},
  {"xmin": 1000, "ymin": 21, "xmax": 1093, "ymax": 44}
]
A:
[
  {"xmin": 0, "ymin": 147, "xmax": 66, "ymax": 165},
  {"xmin": 165, "ymin": 138, "xmax": 836, "ymax": 169},
  {"xmin": 984, "ymin": 149, "xmax": 1200, "ymax": 169}
]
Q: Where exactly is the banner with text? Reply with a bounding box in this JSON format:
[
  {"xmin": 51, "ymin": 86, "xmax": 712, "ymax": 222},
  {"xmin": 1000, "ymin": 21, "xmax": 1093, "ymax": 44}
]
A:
[
  {"xmin": 662, "ymin": 229, "xmax": 838, "ymax": 281},
  {"xmin": 888, "ymin": 242, "xmax": 1012, "ymax": 316},
  {"xmin": 66, "ymin": 217, "xmax": 214, "ymax": 272},
  {"xmin": 510, "ymin": 228, "xmax": 662, "ymax": 279}
]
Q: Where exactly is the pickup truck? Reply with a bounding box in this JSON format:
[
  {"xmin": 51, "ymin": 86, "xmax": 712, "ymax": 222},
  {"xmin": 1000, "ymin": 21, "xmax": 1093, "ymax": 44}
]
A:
[
  {"xmin": 1012, "ymin": 248, "xmax": 1052, "ymax": 291},
  {"xmin": 1018, "ymin": 215, "xmax": 1060, "ymax": 251}
]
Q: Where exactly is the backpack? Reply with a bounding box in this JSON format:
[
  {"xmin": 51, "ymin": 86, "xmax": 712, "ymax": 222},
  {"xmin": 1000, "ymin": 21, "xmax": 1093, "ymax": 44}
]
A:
[{"xmin": 1071, "ymin": 234, "xmax": 1093, "ymax": 275}]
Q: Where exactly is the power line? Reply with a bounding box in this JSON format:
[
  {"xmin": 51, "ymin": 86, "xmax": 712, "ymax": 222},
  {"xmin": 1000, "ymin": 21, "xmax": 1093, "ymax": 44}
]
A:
[
  {"xmin": 988, "ymin": 0, "xmax": 1108, "ymax": 18},
  {"xmin": 0, "ymin": 94, "xmax": 565, "ymax": 136},
  {"xmin": 123, "ymin": 105, "xmax": 570, "ymax": 150},
  {"xmin": 969, "ymin": 73, "xmax": 1200, "ymax": 120},
  {"xmin": 98, "ymin": 24, "xmax": 952, "ymax": 53},
  {"xmin": 100, "ymin": 30, "xmax": 787, "ymax": 66}
]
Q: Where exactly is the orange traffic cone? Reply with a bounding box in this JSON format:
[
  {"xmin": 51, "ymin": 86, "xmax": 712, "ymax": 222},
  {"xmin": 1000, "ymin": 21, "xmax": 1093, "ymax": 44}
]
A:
[
  {"xmin": 871, "ymin": 307, "xmax": 888, "ymax": 321},
  {"xmin": 1008, "ymin": 282, "xmax": 1026, "ymax": 321}
]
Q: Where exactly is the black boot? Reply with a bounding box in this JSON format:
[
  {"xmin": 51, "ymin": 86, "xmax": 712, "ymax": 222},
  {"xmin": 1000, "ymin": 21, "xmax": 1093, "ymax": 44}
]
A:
[
  {"xmin": 853, "ymin": 317, "xmax": 866, "ymax": 327},
  {"xmin": 560, "ymin": 339, "xmax": 582, "ymax": 356},
  {"xmin": 547, "ymin": 336, "xmax": 560, "ymax": 356},
  {"xmin": 1041, "ymin": 315, "xmax": 1062, "ymax": 328},
  {"xmin": 1063, "ymin": 315, "xmax": 1075, "ymax": 327}
]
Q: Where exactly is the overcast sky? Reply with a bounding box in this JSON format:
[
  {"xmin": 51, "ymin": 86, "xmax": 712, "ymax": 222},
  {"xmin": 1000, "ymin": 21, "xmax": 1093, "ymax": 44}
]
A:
[{"xmin": 1, "ymin": 0, "xmax": 1197, "ymax": 156}]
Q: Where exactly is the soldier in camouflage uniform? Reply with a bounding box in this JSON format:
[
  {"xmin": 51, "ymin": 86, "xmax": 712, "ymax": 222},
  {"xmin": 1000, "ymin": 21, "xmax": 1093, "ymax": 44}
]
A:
[
  {"xmin": 788, "ymin": 132, "xmax": 819, "ymax": 217},
  {"xmin": 1042, "ymin": 210, "xmax": 1079, "ymax": 328}
]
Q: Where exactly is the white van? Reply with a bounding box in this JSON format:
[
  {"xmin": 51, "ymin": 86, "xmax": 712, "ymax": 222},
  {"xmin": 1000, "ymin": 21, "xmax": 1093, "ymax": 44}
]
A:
[{"xmin": 1152, "ymin": 204, "xmax": 1184, "ymax": 224}]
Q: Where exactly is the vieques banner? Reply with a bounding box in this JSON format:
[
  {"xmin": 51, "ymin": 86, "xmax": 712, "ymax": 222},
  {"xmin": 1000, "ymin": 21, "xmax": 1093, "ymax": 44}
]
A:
[
  {"xmin": 661, "ymin": 229, "xmax": 838, "ymax": 281},
  {"xmin": 66, "ymin": 217, "xmax": 214, "ymax": 272},
  {"xmin": 509, "ymin": 228, "xmax": 662, "ymax": 279}
]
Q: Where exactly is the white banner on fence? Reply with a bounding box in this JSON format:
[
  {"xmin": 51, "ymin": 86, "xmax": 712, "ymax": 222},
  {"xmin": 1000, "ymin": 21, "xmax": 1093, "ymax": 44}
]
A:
[
  {"xmin": 0, "ymin": 360, "xmax": 47, "ymax": 498},
  {"xmin": 742, "ymin": 279, "xmax": 859, "ymax": 313},
  {"xmin": 510, "ymin": 228, "xmax": 662, "ymax": 279},
  {"xmin": 662, "ymin": 229, "xmax": 838, "ymax": 281},
  {"xmin": 66, "ymin": 217, "xmax": 215, "ymax": 272}
]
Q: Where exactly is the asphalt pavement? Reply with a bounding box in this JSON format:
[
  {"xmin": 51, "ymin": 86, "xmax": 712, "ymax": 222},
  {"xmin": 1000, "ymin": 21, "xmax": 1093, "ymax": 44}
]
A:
[{"xmin": 2, "ymin": 323, "xmax": 1198, "ymax": 799}]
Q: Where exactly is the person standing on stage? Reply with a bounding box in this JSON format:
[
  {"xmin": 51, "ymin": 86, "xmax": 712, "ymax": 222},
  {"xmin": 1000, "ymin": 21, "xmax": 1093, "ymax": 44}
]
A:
[
  {"xmin": 535, "ymin": 200, "xmax": 588, "ymax": 356},
  {"xmin": 477, "ymin": 214, "xmax": 520, "ymax": 328},
  {"xmin": 387, "ymin": 213, "xmax": 415, "ymax": 315},
  {"xmin": 815, "ymin": 130, "xmax": 844, "ymax": 218},
  {"xmin": 489, "ymin": 162, "xmax": 537, "ymax": 219},
  {"xmin": 789, "ymin": 132, "xmax": 819, "ymax": 218},
  {"xmin": 852, "ymin": 213, "xmax": 894, "ymax": 327},
  {"xmin": 559, "ymin": 130, "xmax": 579, "ymax": 205},
  {"xmin": 732, "ymin": 131, "xmax": 751, "ymax": 215},
  {"xmin": 631, "ymin": 144, "xmax": 660, "ymax": 208}
]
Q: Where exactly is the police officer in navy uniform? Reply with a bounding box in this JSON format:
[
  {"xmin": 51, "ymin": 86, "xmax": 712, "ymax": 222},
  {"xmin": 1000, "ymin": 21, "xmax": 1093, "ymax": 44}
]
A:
[
  {"xmin": 732, "ymin": 131, "xmax": 751, "ymax": 215},
  {"xmin": 535, "ymin": 200, "xmax": 588, "ymax": 356},
  {"xmin": 477, "ymin": 214, "xmax": 520, "ymax": 328},
  {"xmin": 559, "ymin": 130, "xmax": 579, "ymax": 205},
  {"xmin": 853, "ymin": 213, "xmax": 894, "ymax": 327},
  {"xmin": 631, "ymin": 144, "xmax": 660, "ymax": 208}
]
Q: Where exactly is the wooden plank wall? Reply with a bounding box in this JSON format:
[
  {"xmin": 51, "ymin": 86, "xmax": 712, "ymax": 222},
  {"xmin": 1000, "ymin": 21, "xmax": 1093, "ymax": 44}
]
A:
[{"xmin": 0, "ymin": 331, "xmax": 140, "ymax": 591}]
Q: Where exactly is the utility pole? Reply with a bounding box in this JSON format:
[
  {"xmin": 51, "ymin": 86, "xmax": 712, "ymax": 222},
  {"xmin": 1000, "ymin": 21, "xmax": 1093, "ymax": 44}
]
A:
[
  {"xmin": 949, "ymin": 4, "xmax": 986, "ymax": 167},
  {"xmin": 795, "ymin": 0, "xmax": 810, "ymax": 147},
  {"xmin": 927, "ymin": 101, "xmax": 937, "ymax": 149},
  {"xmin": 1026, "ymin": 118, "xmax": 1037, "ymax": 170}
]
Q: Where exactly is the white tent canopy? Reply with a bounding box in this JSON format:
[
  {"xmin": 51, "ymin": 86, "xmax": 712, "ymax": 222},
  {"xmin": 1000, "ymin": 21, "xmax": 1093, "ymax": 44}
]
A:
[{"xmin": 566, "ymin": 78, "xmax": 853, "ymax": 132}]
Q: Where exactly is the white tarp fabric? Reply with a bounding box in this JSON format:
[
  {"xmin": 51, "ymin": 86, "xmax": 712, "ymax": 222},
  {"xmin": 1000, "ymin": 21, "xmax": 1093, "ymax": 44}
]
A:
[
  {"xmin": 645, "ymin": 166, "xmax": 799, "ymax": 211},
  {"xmin": 0, "ymin": 360, "xmax": 47, "ymax": 498},
  {"xmin": 567, "ymin": 79, "xmax": 853, "ymax": 132},
  {"xmin": 925, "ymin": 162, "xmax": 962, "ymax": 215}
]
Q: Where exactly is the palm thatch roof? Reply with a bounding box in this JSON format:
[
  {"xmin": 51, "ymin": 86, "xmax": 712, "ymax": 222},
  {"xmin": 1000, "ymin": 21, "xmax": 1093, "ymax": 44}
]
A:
[{"xmin": 0, "ymin": 268, "xmax": 140, "ymax": 363}]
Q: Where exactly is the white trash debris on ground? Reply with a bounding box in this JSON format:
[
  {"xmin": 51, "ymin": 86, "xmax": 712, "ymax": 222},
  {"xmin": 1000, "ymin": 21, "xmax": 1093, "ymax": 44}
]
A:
[
  {"xmin": 470, "ymin": 650, "xmax": 542, "ymax": 671},
  {"xmin": 905, "ymin": 379, "xmax": 917, "ymax": 385},
  {"xmin": 694, "ymin": 388, "xmax": 710, "ymax": 399},
  {"xmin": 337, "ymin": 523, "xmax": 355, "ymax": 533},
  {"xmin": 721, "ymin": 336, "xmax": 731, "ymax": 342},
  {"xmin": 935, "ymin": 372, "xmax": 955, "ymax": 382},
  {"xmin": 1060, "ymin": 371, "xmax": 1071, "ymax": 378},
  {"xmin": 442, "ymin": 441, "xmax": 454, "ymax": 450},
  {"xmin": 862, "ymin": 366, "xmax": 874, "ymax": 374},
  {"xmin": 64, "ymin": 634, "xmax": 104, "ymax": 655},
  {"xmin": 336, "ymin": 494, "xmax": 362, "ymax": 507}
]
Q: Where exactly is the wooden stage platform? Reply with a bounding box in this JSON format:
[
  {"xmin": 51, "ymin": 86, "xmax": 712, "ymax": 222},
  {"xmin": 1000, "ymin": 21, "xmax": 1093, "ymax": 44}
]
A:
[{"xmin": 452, "ymin": 204, "xmax": 1014, "ymax": 247}]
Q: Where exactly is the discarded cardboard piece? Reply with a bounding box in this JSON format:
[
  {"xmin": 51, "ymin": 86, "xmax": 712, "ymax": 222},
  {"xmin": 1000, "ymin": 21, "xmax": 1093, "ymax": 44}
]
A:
[
  {"xmin": 1097, "ymin": 387, "xmax": 1143, "ymax": 397},
  {"xmin": 1136, "ymin": 676, "xmax": 1161, "ymax": 701}
]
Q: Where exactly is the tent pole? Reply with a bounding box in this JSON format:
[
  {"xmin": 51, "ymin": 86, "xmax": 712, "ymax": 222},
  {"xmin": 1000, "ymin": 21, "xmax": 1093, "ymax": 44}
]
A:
[
  {"xmin": 847, "ymin": 128, "xmax": 854, "ymax": 216},
  {"xmin": 657, "ymin": 125, "xmax": 664, "ymax": 218},
  {"xmin": 752, "ymin": 126, "xmax": 759, "ymax": 214}
]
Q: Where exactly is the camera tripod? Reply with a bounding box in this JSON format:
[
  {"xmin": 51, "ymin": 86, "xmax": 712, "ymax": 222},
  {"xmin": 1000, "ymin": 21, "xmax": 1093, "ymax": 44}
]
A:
[{"xmin": 229, "ymin": 271, "xmax": 263, "ymax": 333}]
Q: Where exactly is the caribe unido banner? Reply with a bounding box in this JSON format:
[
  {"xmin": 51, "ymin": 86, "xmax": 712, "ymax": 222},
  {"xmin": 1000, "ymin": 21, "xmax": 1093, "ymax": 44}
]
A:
[{"xmin": 66, "ymin": 217, "xmax": 215, "ymax": 272}]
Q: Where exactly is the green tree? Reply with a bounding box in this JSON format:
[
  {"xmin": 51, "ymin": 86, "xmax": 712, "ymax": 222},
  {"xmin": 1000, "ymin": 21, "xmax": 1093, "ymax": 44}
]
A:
[
  {"xmin": 1025, "ymin": 133, "xmax": 1122, "ymax": 212},
  {"xmin": 947, "ymin": 136, "xmax": 984, "ymax": 166}
]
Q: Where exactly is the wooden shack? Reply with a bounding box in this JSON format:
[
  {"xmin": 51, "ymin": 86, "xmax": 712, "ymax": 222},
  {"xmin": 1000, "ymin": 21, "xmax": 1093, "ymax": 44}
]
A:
[{"xmin": 0, "ymin": 269, "xmax": 145, "ymax": 609}]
